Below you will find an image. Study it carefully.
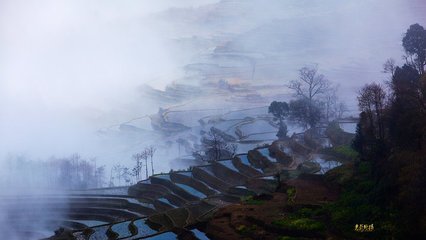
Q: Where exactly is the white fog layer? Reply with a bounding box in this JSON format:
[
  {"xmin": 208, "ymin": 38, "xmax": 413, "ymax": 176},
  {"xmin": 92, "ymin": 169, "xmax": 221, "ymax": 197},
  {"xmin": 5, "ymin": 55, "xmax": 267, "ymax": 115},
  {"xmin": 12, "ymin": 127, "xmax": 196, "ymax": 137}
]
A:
[
  {"xmin": 1, "ymin": 0, "xmax": 425, "ymax": 182},
  {"xmin": 1, "ymin": 0, "xmax": 426, "ymax": 239}
]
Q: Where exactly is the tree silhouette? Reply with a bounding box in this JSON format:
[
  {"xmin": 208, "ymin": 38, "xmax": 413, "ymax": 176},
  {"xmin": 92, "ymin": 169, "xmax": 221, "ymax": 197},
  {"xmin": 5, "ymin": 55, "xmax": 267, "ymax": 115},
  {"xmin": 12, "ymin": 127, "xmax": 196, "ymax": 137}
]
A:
[
  {"xmin": 146, "ymin": 146, "xmax": 156, "ymax": 176},
  {"xmin": 268, "ymin": 101, "xmax": 289, "ymax": 139},
  {"xmin": 402, "ymin": 23, "xmax": 426, "ymax": 74},
  {"xmin": 289, "ymin": 65, "xmax": 332, "ymax": 104}
]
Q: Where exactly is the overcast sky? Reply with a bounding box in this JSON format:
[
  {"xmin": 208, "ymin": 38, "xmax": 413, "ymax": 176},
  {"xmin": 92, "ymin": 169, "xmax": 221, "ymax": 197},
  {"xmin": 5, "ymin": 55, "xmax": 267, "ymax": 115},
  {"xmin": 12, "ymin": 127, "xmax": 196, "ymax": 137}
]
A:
[{"xmin": 0, "ymin": 0, "xmax": 219, "ymax": 159}]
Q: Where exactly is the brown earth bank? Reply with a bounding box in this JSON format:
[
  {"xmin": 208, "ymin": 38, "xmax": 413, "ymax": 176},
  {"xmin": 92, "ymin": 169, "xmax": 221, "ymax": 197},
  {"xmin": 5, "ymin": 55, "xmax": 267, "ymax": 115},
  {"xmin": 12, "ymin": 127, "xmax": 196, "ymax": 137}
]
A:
[{"xmin": 200, "ymin": 174, "xmax": 340, "ymax": 240}]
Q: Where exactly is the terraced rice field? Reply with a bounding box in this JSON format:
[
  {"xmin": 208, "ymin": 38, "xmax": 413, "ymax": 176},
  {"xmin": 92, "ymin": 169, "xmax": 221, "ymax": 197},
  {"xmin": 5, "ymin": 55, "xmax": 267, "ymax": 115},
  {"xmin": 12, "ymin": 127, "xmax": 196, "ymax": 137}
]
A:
[{"xmin": 3, "ymin": 129, "xmax": 345, "ymax": 239}]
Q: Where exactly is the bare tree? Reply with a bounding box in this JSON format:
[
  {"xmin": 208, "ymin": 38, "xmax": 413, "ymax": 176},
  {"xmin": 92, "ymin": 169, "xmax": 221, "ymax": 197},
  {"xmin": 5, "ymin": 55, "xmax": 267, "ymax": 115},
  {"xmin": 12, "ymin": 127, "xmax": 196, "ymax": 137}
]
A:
[
  {"xmin": 321, "ymin": 84, "xmax": 347, "ymax": 122},
  {"xmin": 146, "ymin": 146, "xmax": 156, "ymax": 176},
  {"xmin": 383, "ymin": 58, "xmax": 397, "ymax": 78},
  {"xmin": 122, "ymin": 167, "xmax": 131, "ymax": 185},
  {"xmin": 143, "ymin": 150, "xmax": 149, "ymax": 179},
  {"xmin": 358, "ymin": 83, "xmax": 387, "ymax": 141},
  {"xmin": 94, "ymin": 165, "xmax": 105, "ymax": 188},
  {"xmin": 208, "ymin": 129, "xmax": 222, "ymax": 160},
  {"xmin": 336, "ymin": 102, "xmax": 347, "ymax": 119},
  {"xmin": 132, "ymin": 152, "xmax": 144, "ymax": 181},
  {"xmin": 109, "ymin": 166, "xmax": 114, "ymax": 187},
  {"xmin": 288, "ymin": 65, "xmax": 334, "ymax": 127},
  {"xmin": 323, "ymin": 86, "xmax": 338, "ymax": 122},
  {"xmin": 176, "ymin": 138, "xmax": 186, "ymax": 156},
  {"xmin": 227, "ymin": 143, "xmax": 238, "ymax": 158},
  {"xmin": 194, "ymin": 127, "xmax": 238, "ymax": 162},
  {"xmin": 192, "ymin": 150, "xmax": 207, "ymax": 163},
  {"xmin": 288, "ymin": 65, "xmax": 332, "ymax": 104},
  {"xmin": 113, "ymin": 164, "xmax": 129, "ymax": 186}
]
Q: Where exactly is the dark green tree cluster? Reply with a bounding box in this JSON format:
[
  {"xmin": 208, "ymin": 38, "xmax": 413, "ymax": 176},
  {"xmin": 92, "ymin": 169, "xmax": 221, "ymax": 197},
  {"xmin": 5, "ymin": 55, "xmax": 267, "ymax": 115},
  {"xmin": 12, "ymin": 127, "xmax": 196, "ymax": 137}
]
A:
[
  {"xmin": 402, "ymin": 23, "xmax": 426, "ymax": 75},
  {"xmin": 288, "ymin": 65, "xmax": 332, "ymax": 128},
  {"xmin": 352, "ymin": 23, "xmax": 426, "ymax": 238},
  {"xmin": 288, "ymin": 98, "xmax": 322, "ymax": 129},
  {"xmin": 268, "ymin": 65, "xmax": 344, "ymax": 138},
  {"xmin": 268, "ymin": 101, "xmax": 289, "ymax": 139}
]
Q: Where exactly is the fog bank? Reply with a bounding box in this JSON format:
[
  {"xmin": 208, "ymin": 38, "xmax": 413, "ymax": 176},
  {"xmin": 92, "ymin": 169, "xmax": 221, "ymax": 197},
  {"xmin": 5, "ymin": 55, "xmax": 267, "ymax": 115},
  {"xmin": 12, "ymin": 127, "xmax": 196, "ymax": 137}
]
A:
[{"xmin": 0, "ymin": 0, "xmax": 425, "ymax": 186}]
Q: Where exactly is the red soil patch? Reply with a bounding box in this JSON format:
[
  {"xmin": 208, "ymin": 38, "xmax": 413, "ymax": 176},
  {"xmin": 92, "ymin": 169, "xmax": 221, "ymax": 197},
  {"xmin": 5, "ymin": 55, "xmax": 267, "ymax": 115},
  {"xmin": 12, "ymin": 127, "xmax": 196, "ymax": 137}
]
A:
[
  {"xmin": 286, "ymin": 174, "xmax": 339, "ymax": 205},
  {"xmin": 205, "ymin": 193, "xmax": 287, "ymax": 240},
  {"xmin": 204, "ymin": 174, "xmax": 338, "ymax": 239}
]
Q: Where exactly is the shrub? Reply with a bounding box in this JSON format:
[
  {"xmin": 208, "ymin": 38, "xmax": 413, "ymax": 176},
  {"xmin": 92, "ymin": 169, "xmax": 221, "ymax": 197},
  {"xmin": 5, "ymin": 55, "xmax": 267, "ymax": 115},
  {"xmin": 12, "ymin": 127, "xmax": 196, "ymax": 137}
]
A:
[
  {"xmin": 236, "ymin": 224, "xmax": 257, "ymax": 235},
  {"xmin": 325, "ymin": 122, "xmax": 355, "ymax": 146},
  {"xmin": 241, "ymin": 195, "xmax": 264, "ymax": 205},
  {"xmin": 287, "ymin": 187, "xmax": 296, "ymax": 203},
  {"xmin": 358, "ymin": 161, "xmax": 372, "ymax": 175},
  {"xmin": 278, "ymin": 236, "xmax": 302, "ymax": 240},
  {"xmin": 320, "ymin": 144, "xmax": 358, "ymax": 161},
  {"xmin": 272, "ymin": 217, "xmax": 325, "ymax": 232},
  {"xmin": 334, "ymin": 145, "xmax": 358, "ymax": 160}
]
